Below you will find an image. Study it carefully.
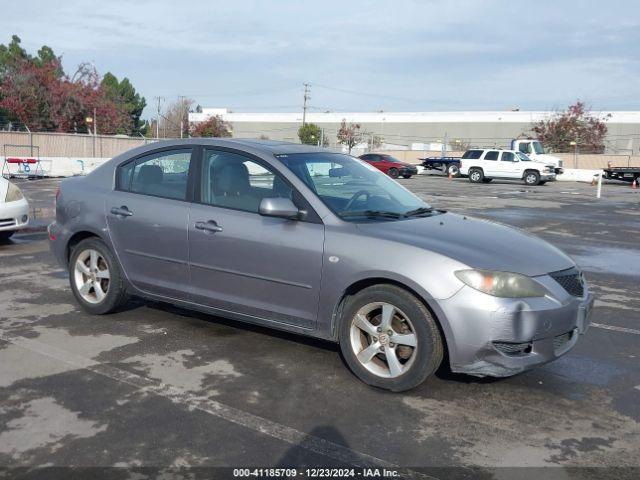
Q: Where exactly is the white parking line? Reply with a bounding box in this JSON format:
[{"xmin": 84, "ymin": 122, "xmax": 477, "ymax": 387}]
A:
[
  {"xmin": 0, "ymin": 330, "xmax": 434, "ymax": 477},
  {"xmin": 635, "ymin": 385, "xmax": 640, "ymax": 391},
  {"xmin": 591, "ymin": 323, "xmax": 640, "ymax": 335}
]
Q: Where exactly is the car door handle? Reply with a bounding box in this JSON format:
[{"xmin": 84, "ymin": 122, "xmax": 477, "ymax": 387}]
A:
[
  {"xmin": 195, "ymin": 220, "xmax": 223, "ymax": 233},
  {"xmin": 110, "ymin": 206, "xmax": 133, "ymax": 217}
]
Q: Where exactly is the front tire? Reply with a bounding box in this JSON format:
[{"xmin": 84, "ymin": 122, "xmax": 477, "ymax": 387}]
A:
[
  {"xmin": 388, "ymin": 168, "xmax": 399, "ymax": 179},
  {"xmin": 524, "ymin": 171, "xmax": 540, "ymax": 186},
  {"xmin": 469, "ymin": 168, "xmax": 484, "ymax": 183},
  {"xmin": 69, "ymin": 237, "xmax": 129, "ymax": 314},
  {"xmin": 338, "ymin": 285, "xmax": 444, "ymax": 392}
]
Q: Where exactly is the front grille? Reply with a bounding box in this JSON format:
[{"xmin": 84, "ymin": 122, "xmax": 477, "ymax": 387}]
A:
[
  {"xmin": 553, "ymin": 331, "xmax": 573, "ymax": 349},
  {"xmin": 553, "ymin": 330, "xmax": 576, "ymax": 354},
  {"xmin": 493, "ymin": 341, "xmax": 533, "ymax": 357},
  {"xmin": 0, "ymin": 218, "xmax": 16, "ymax": 227},
  {"xmin": 550, "ymin": 268, "xmax": 584, "ymax": 297}
]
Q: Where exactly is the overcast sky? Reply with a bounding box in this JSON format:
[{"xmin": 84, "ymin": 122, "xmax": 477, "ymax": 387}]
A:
[{"xmin": 3, "ymin": 0, "xmax": 639, "ymax": 116}]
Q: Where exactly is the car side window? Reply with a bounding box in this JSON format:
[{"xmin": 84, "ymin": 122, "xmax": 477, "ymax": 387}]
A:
[
  {"xmin": 501, "ymin": 152, "xmax": 515, "ymax": 162},
  {"xmin": 518, "ymin": 143, "xmax": 530, "ymax": 154},
  {"xmin": 462, "ymin": 150, "xmax": 482, "ymax": 159},
  {"xmin": 118, "ymin": 149, "xmax": 192, "ymax": 200},
  {"xmin": 200, "ymin": 149, "xmax": 292, "ymax": 213},
  {"xmin": 484, "ymin": 151, "xmax": 499, "ymax": 161}
]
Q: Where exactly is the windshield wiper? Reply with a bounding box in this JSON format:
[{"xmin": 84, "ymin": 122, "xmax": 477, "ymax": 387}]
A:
[
  {"xmin": 404, "ymin": 207, "xmax": 435, "ymax": 217},
  {"xmin": 339, "ymin": 210, "xmax": 402, "ymax": 219}
]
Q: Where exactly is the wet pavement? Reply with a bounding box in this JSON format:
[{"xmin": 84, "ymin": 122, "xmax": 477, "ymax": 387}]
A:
[{"xmin": 1, "ymin": 175, "xmax": 639, "ymax": 478}]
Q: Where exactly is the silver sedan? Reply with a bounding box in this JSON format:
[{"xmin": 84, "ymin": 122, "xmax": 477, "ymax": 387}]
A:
[{"xmin": 48, "ymin": 139, "xmax": 593, "ymax": 391}]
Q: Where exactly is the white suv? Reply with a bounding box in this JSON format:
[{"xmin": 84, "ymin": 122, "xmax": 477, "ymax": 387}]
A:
[{"xmin": 459, "ymin": 149, "xmax": 556, "ymax": 186}]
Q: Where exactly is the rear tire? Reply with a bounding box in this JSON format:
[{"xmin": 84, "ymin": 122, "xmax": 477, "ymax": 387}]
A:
[
  {"xmin": 339, "ymin": 284, "xmax": 444, "ymax": 392},
  {"xmin": 524, "ymin": 171, "xmax": 540, "ymax": 186},
  {"xmin": 469, "ymin": 168, "xmax": 484, "ymax": 183},
  {"xmin": 447, "ymin": 164, "xmax": 460, "ymax": 177},
  {"xmin": 0, "ymin": 231, "xmax": 15, "ymax": 242},
  {"xmin": 69, "ymin": 237, "xmax": 129, "ymax": 314},
  {"xmin": 388, "ymin": 168, "xmax": 399, "ymax": 179}
]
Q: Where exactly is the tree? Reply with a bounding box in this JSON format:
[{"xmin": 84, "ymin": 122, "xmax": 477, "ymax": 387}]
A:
[
  {"xmin": 337, "ymin": 120, "xmax": 364, "ymax": 153},
  {"xmin": 156, "ymin": 97, "xmax": 193, "ymax": 138},
  {"xmin": 530, "ymin": 101, "xmax": 610, "ymax": 154},
  {"xmin": 0, "ymin": 35, "xmax": 146, "ymax": 135},
  {"xmin": 101, "ymin": 72, "xmax": 147, "ymax": 135},
  {"xmin": 190, "ymin": 115, "xmax": 232, "ymax": 137},
  {"xmin": 298, "ymin": 122, "xmax": 326, "ymax": 145},
  {"xmin": 0, "ymin": 58, "xmax": 129, "ymax": 134}
]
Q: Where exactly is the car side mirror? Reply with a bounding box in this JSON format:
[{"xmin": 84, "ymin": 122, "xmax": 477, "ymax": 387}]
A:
[{"xmin": 259, "ymin": 197, "xmax": 300, "ymax": 220}]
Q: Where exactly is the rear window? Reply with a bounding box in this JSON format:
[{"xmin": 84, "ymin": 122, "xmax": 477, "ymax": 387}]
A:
[
  {"xmin": 462, "ymin": 150, "xmax": 483, "ymax": 159},
  {"xmin": 484, "ymin": 151, "xmax": 499, "ymax": 161}
]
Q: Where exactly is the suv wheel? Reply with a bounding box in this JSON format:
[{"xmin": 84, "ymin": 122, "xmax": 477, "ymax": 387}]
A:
[
  {"xmin": 388, "ymin": 168, "xmax": 399, "ymax": 179},
  {"xmin": 339, "ymin": 285, "xmax": 444, "ymax": 392},
  {"xmin": 524, "ymin": 171, "xmax": 540, "ymax": 186},
  {"xmin": 69, "ymin": 237, "xmax": 129, "ymax": 314},
  {"xmin": 469, "ymin": 168, "xmax": 484, "ymax": 183}
]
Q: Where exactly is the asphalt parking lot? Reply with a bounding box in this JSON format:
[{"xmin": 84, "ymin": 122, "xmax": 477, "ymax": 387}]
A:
[{"xmin": 1, "ymin": 175, "xmax": 639, "ymax": 478}]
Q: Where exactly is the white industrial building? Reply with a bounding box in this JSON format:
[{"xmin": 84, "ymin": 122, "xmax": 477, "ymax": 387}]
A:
[{"xmin": 189, "ymin": 108, "xmax": 640, "ymax": 154}]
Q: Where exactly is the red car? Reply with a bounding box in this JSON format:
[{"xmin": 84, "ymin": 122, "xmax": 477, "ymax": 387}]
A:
[{"xmin": 358, "ymin": 153, "xmax": 418, "ymax": 179}]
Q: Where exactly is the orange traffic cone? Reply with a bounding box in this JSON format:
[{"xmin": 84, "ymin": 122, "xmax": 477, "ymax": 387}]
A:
[
  {"xmin": 632, "ymin": 179, "xmax": 638, "ymax": 189},
  {"xmin": 591, "ymin": 176, "xmax": 597, "ymax": 186},
  {"xmin": 448, "ymin": 170, "xmax": 453, "ymax": 180}
]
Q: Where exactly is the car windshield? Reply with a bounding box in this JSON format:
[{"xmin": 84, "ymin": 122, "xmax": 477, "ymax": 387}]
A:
[
  {"xmin": 532, "ymin": 141, "xmax": 545, "ymax": 154},
  {"xmin": 517, "ymin": 152, "xmax": 531, "ymax": 161},
  {"xmin": 277, "ymin": 153, "xmax": 432, "ymax": 221}
]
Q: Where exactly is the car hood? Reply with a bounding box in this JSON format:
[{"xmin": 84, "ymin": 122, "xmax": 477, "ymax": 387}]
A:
[
  {"xmin": 534, "ymin": 154, "xmax": 561, "ymax": 166},
  {"xmin": 356, "ymin": 212, "xmax": 575, "ymax": 277}
]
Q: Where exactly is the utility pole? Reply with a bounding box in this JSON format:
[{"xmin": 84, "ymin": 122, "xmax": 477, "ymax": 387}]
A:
[
  {"xmin": 154, "ymin": 96, "xmax": 164, "ymax": 139},
  {"xmin": 93, "ymin": 107, "xmax": 97, "ymax": 158},
  {"xmin": 178, "ymin": 95, "xmax": 187, "ymax": 138},
  {"xmin": 302, "ymin": 83, "xmax": 311, "ymax": 125}
]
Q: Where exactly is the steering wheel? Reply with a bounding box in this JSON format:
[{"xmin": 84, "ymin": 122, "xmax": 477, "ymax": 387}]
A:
[{"xmin": 344, "ymin": 190, "xmax": 371, "ymax": 211}]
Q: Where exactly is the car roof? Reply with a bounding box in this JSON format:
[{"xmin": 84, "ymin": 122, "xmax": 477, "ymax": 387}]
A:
[{"xmin": 139, "ymin": 138, "xmax": 332, "ymax": 155}]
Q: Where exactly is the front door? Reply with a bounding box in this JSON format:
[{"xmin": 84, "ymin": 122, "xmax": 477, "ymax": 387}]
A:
[
  {"xmin": 188, "ymin": 148, "xmax": 324, "ymax": 329},
  {"xmin": 498, "ymin": 151, "xmax": 520, "ymax": 178},
  {"xmin": 106, "ymin": 148, "xmax": 193, "ymax": 298}
]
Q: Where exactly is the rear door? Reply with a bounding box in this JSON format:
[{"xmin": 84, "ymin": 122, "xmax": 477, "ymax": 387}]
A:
[
  {"xmin": 106, "ymin": 148, "xmax": 194, "ymax": 298},
  {"xmin": 188, "ymin": 148, "xmax": 325, "ymax": 329},
  {"xmin": 481, "ymin": 150, "xmax": 500, "ymax": 176}
]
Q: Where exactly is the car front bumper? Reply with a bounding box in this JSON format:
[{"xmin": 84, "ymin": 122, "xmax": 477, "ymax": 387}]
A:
[
  {"xmin": 0, "ymin": 197, "xmax": 29, "ymax": 232},
  {"xmin": 541, "ymin": 172, "xmax": 557, "ymax": 181},
  {"xmin": 436, "ymin": 276, "xmax": 594, "ymax": 377}
]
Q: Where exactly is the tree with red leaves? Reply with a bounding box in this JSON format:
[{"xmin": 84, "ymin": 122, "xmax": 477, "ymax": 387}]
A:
[
  {"xmin": 531, "ymin": 101, "xmax": 610, "ymax": 154},
  {"xmin": 337, "ymin": 119, "xmax": 364, "ymax": 153},
  {"xmin": 0, "ymin": 35, "xmax": 141, "ymax": 135},
  {"xmin": 190, "ymin": 115, "xmax": 232, "ymax": 137}
]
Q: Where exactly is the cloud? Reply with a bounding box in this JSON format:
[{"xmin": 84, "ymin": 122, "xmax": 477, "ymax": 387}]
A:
[{"xmin": 2, "ymin": 0, "xmax": 638, "ymax": 113}]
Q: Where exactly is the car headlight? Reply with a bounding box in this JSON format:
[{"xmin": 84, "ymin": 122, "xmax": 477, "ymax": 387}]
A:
[
  {"xmin": 455, "ymin": 269, "xmax": 548, "ymax": 298},
  {"xmin": 5, "ymin": 182, "xmax": 24, "ymax": 202}
]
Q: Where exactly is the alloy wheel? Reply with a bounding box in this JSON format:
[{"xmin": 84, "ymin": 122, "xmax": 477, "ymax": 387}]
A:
[
  {"xmin": 73, "ymin": 249, "xmax": 111, "ymax": 304},
  {"xmin": 350, "ymin": 302, "xmax": 418, "ymax": 378}
]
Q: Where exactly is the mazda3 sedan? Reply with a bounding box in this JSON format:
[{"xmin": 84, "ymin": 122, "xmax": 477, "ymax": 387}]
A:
[{"xmin": 49, "ymin": 139, "xmax": 594, "ymax": 391}]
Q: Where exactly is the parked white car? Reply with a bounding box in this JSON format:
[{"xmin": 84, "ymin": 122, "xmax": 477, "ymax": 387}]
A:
[
  {"xmin": 0, "ymin": 177, "xmax": 29, "ymax": 241},
  {"xmin": 459, "ymin": 149, "xmax": 557, "ymax": 186}
]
